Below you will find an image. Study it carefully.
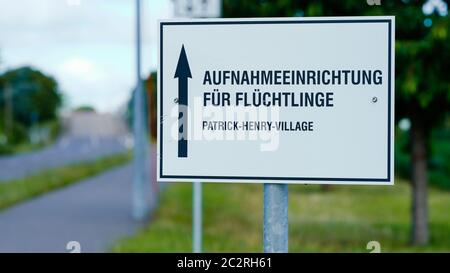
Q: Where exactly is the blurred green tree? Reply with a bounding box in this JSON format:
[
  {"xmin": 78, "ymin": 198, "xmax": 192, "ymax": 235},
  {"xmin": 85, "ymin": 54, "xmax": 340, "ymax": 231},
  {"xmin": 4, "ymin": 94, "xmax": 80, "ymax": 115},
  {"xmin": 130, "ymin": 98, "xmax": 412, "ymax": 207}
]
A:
[
  {"xmin": 0, "ymin": 66, "xmax": 62, "ymax": 127},
  {"xmin": 223, "ymin": 0, "xmax": 449, "ymax": 246}
]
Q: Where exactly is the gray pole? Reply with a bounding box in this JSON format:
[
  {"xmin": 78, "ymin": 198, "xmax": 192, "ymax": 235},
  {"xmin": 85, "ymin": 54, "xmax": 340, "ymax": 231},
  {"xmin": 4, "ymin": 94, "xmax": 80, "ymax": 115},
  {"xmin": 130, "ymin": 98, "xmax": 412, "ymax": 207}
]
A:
[
  {"xmin": 263, "ymin": 183, "xmax": 288, "ymax": 253},
  {"xmin": 193, "ymin": 182, "xmax": 202, "ymax": 253},
  {"xmin": 132, "ymin": 0, "xmax": 149, "ymax": 221}
]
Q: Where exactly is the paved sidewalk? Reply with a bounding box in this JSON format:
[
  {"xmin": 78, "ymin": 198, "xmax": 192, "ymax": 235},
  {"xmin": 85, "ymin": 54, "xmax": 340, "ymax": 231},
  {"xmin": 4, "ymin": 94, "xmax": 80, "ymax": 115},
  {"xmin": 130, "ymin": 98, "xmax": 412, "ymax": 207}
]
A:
[
  {"xmin": 0, "ymin": 136, "xmax": 129, "ymax": 182},
  {"xmin": 0, "ymin": 163, "xmax": 148, "ymax": 252}
]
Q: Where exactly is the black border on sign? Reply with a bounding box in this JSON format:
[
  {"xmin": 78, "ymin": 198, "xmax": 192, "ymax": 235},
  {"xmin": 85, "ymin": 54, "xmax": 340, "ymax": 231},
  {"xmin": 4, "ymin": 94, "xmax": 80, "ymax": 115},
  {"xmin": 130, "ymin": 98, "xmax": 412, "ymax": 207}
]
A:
[{"xmin": 159, "ymin": 19, "xmax": 393, "ymax": 182}]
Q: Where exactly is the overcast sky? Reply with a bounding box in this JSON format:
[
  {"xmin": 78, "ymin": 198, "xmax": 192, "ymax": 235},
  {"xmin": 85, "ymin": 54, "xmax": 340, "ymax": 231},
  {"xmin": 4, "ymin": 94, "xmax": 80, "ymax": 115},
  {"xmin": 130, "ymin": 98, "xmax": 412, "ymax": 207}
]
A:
[
  {"xmin": 2, "ymin": 0, "xmax": 445, "ymax": 114},
  {"xmin": 0, "ymin": 0, "xmax": 173, "ymax": 113}
]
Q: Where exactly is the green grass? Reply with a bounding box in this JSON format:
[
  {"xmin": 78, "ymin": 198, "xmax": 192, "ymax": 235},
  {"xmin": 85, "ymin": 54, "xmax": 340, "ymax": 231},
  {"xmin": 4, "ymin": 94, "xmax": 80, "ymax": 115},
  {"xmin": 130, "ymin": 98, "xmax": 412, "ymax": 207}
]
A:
[
  {"xmin": 112, "ymin": 180, "xmax": 450, "ymax": 253},
  {"xmin": 0, "ymin": 152, "xmax": 131, "ymax": 210}
]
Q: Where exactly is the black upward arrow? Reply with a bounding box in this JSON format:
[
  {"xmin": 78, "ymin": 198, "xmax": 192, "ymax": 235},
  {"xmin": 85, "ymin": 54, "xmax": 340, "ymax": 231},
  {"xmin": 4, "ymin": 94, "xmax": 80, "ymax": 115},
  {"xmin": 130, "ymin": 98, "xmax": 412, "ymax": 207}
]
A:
[{"xmin": 174, "ymin": 44, "xmax": 191, "ymax": 158}]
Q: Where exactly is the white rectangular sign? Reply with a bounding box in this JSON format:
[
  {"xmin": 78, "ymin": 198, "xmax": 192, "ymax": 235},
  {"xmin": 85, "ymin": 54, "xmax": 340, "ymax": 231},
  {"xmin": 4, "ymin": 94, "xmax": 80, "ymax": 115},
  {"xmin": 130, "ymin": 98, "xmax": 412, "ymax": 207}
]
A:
[{"xmin": 158, "ymin": 16, "xmax": 395, "ymax": 184}]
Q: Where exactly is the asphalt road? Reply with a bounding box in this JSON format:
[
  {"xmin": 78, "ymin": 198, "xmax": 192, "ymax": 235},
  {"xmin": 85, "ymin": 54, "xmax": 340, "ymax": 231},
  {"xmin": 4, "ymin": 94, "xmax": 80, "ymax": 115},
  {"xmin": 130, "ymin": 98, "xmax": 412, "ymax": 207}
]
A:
[
  {"xmin": 0, "ymin": 162, "xmax": 152, "ymax": 252},
  {"xmin": 0, "ymin": 112, "xmax": 132, "ymax": 181},
  {"xmin": 0, "ymin": 136, "xmax": 130, "ymax": 181}
]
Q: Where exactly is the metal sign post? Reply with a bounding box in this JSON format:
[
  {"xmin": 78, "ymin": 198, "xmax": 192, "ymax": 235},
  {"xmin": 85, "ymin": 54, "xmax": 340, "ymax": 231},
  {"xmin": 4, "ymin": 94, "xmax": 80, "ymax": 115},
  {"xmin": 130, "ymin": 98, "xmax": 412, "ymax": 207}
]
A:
[
  {"xmin": 193, "ymin": 182, "xmax": 203, "ymax": 253},
  {"xmin": 132, "ymin": 0, "xmax": 149, "ymax": 220},
  {"xmin": 172, "ymin": 1, "xmax": 223, "ymax": 253},
  {"xmin": 264, "ymin": 184, "xmax": 288, "ymax": 253},
  {"xmin": 174, "ymin": 45, "xmax": 202, "ymax": 252}
]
